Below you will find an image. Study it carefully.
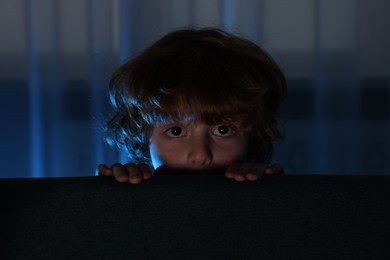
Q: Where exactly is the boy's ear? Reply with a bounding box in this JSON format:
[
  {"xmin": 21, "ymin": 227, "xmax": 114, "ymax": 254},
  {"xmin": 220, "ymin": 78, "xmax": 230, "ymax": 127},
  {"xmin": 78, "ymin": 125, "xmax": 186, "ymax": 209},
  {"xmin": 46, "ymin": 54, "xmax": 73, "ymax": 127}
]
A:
[
  {"xmin": 265, "ymin": 126, "xmax": 274, "ymax": 139},
  {"xmin": 243, "ymin": 123, "xmax": 255, "ymax": 138}
]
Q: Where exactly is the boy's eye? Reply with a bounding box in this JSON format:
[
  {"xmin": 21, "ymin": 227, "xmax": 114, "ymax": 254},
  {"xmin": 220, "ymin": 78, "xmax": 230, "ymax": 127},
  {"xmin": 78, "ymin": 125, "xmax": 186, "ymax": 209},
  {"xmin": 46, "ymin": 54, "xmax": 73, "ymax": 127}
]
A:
[
  {"xmin": 212, "ymin": 125, "xmax": 236, "ymax": 137},
  {"xmin": 165, "ymin": 127, "xmax": 186, "ymax": 137}
]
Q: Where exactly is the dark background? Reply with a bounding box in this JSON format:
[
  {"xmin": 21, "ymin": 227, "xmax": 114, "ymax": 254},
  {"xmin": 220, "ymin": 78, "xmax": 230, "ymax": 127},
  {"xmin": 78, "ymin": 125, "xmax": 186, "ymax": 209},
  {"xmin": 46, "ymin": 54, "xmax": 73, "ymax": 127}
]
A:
[{"xmin": 0, "ymin": 0, "xmax": 389, "ymax": 178}]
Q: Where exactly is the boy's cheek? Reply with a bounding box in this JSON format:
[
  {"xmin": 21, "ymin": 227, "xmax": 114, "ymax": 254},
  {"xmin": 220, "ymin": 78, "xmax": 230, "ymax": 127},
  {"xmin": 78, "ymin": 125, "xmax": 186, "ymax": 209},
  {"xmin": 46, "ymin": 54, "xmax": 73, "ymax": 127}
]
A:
[
  {"xmin": 149, "ymin": 136, "xmax": 249, "ymax": 171},
  {"xmin": 149, "ymin": 142, "xmax": 183, "ymax": 169},
  {"xmin": 149, "ymin": 145, "xmax": 164, "ymax": 169}
]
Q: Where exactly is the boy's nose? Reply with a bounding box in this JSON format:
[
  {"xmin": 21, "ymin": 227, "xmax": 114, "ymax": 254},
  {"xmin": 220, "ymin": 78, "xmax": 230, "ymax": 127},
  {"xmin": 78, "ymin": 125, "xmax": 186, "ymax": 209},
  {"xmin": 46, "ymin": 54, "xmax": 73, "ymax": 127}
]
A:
[{"xmin": 187, "ymin": 139, "xmax": 212, "ymax": 167}]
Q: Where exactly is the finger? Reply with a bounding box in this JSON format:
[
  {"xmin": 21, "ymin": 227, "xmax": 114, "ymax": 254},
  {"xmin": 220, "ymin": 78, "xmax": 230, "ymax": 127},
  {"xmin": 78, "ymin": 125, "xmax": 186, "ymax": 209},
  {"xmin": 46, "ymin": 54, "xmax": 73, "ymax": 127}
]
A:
[
  {"xmin": 138, "ymin": 163, "xmax": 153, "ymax": 180},
  {"xmin": 234, "ymin": 164, "xmax": 254, "ymax": 182},
  {"xmin": 97, "ymin": 164, "xmax": 113, "ymax": 176},
  {"xmin": 265, "ymin": 163, "xmax": 283, "ymax": 175},
  {"xmin": 112, "ymin": 163, "xmax": 130, "ymax": 182},
  {"xmin": 125, "ymin": 163, "xmax": 143, "ymax": 184},
  {"xmin": 245, "ymin": 163, "xmax": 266, "ymax": 181},
  {"xmin": 224, "ymin": 164, "xmax": 240, "ymax": 179}
]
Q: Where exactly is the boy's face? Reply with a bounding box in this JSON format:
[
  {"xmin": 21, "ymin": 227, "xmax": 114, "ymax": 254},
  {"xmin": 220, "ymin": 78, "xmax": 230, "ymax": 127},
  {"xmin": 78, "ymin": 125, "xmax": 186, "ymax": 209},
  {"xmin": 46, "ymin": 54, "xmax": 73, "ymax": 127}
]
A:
[{"xmin": 149, "ymin": 120, "xmax": 248, "ymax": 172}]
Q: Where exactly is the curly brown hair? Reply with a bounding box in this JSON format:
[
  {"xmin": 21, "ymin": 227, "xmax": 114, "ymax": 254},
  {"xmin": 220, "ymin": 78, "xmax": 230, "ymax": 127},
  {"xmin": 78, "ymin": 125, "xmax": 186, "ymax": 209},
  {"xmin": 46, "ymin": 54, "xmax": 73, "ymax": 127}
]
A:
[{"xmin": 105, "ymin": 28, "xmax": 287, "ymax": 167}]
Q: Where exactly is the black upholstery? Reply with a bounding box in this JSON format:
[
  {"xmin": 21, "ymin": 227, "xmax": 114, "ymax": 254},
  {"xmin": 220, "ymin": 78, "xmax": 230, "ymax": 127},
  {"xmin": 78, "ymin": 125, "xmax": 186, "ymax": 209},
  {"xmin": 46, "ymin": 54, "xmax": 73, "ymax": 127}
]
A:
[{"xmin": 1, "ymin": 175, "xmax": 390, "ymax": 259}]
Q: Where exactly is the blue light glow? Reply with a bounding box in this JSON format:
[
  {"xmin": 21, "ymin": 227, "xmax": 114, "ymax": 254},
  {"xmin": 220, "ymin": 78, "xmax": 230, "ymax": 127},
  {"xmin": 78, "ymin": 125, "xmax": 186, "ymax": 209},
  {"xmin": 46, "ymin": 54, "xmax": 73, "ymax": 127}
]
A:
[{"xmin": 27, "ymin": 0, "xmax": 43, "ymax": 178}]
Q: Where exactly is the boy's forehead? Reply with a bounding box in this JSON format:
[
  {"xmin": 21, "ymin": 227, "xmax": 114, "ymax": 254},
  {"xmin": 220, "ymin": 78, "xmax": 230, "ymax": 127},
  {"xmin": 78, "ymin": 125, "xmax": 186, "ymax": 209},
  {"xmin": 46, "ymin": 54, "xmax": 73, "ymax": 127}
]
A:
[
  {"xmin": 156, "ymin": 114, "xmax": 244, "ymax": 126},
  {"xmin": 145, "ymin": 88, "xmax": 252, "ymax": 127}
]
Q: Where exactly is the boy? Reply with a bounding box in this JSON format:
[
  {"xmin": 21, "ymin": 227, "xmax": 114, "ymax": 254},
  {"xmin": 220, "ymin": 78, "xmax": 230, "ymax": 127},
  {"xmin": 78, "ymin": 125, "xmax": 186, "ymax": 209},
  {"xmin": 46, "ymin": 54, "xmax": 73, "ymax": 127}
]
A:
[{"xmin": 98, "ymin": 28, "xmax": 286, "ymax": 184}]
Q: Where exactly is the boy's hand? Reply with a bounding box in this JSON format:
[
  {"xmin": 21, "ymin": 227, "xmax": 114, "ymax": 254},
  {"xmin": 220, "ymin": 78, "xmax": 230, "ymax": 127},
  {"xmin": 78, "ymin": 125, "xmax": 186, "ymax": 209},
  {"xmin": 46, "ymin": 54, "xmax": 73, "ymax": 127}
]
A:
[
  {"xmin": 224, "ymin": 163, "xmax": 283, "ymax": 182},
  {"xmin": 98, "ymin": 163, "xmax": 153, "ymax": 184},
  {"xmin": 98, "ymin": 162, "xmax": 282, "ymax": 184}
]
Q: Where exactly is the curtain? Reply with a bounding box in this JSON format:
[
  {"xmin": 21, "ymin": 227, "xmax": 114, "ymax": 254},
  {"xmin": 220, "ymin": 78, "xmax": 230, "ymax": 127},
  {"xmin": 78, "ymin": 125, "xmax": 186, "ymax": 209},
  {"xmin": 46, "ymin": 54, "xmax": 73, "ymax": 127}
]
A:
[{"xmin": 0, "ymin": 0, "xmax": 389, "ymax": 178}]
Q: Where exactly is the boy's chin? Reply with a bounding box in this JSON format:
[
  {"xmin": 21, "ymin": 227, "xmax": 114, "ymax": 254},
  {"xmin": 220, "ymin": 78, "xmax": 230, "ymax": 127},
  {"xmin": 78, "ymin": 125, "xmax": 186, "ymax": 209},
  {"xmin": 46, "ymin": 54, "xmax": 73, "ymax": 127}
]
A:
[{"xmin": 154, "ymin": 166, "xmax": 225, "ymax": 176}]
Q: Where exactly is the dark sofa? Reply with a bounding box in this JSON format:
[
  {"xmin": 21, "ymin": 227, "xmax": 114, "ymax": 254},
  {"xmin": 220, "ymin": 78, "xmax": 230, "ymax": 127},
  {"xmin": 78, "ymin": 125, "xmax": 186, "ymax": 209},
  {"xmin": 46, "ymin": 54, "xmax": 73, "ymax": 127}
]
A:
[{"xmin": 1, "ymin": 174, "xmax": 390, "ymax": 259}]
